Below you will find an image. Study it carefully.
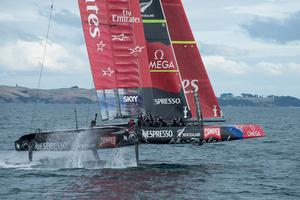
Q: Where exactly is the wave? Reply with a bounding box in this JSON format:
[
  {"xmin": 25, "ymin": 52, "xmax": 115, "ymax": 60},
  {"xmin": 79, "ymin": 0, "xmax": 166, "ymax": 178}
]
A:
[{"xmin": 0, "ymin": 147, "xmax": 137, "ymax": 170}]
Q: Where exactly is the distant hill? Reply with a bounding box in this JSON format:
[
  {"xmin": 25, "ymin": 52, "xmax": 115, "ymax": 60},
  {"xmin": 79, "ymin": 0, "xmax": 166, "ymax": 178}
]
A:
[
  {"xmin": 0, "ymin": 85, "xmax": 97, "ymax": 104},
  {"xmin": 218, "ymin": 93, "xmax": 300, "ymax": 107},
  {"xmin": 1, "ymin": 85, "xmax": 300, "ymax": 106}
]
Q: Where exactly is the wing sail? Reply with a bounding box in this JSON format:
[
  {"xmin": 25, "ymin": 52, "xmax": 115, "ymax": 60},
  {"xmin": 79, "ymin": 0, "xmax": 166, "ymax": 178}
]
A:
[
  {"xmin": 78, "ymin": 0, "xmax": 152, "ymax": 120},
  {"xmin": 140, "ymin": 0, "xmax": 189, "ymax": 119},
  {"xmin": 161, "ymin": 0, "xmax": 224, "ymax": 121}
]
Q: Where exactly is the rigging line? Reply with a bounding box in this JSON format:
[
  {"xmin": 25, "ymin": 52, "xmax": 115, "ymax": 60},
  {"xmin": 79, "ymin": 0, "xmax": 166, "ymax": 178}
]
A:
[
  {"xmin": 30, "ymin": 1, "xmax": 55, "ymax": 130},
  {"xmin": 85, "ymin": 83, "xmax": 94, "ymax": 127}
]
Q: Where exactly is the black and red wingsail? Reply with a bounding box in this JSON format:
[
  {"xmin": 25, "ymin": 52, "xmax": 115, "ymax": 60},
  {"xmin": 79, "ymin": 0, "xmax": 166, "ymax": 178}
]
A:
[
  {"xmin": 79, "ymin": 0, "xmax": 190, "ymax": 120},
  {"xmin": 140, "ymin": 0, "xmax": 189, "ymax": 119},
  {"xmin": 161, "ymin": 0, "xmax": 224, "ymax": 122}
]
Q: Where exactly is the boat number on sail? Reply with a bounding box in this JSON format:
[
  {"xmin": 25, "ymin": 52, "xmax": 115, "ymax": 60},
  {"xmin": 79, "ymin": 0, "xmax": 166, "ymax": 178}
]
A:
[
  {"xmin": 142, "ymin": 129, "xmax": 173, "ymax": 139},
  {"xmin": 149, "ymin": 50, "xmax": 175, "ymax": 70},
  {"xmin": 182, "ymin": 80, "xmax": 199, "ymax": 93},
  {"xmin": 112, "ymin": 10, "xmax": 141, "ymax": 23}
]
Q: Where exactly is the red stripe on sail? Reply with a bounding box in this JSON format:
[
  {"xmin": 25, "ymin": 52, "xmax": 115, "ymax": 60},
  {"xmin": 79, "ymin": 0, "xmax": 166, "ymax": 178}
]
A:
[{"xmin": 162, "ymin": 0, "xmax": 222, "ymax": 120}]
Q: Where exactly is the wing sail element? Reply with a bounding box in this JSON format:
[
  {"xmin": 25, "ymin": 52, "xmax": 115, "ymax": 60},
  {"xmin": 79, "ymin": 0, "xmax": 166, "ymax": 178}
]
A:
[
  {"xmin": 161, "ymin": 0, "xmax": 224, "ymax": 122},
  {"xmin": 78, "ymin": 0, "xmax": 152, "ymax": 120},
  {"xmin": 140, "ymin": 0, "xmax": 189, "ymax": 119}
]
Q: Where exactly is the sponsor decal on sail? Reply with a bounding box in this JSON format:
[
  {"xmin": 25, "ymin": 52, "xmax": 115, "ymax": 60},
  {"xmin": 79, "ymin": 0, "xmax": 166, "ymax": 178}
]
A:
[
  {"xmin": 204, "ymin": 127, "xmax": 221, "ymax": 140},
  {"xmin": 112, "ymin": 10, "xmax": 141, "ymax": 23},
  {"xmin": 149, "ymin": 50, "xmax": 176, "ymax": 72},
  {"xmin": 140, "ymin": 0, "xmax": 153, "ymax": 13},
  {"xmin": 84, "ymin": 0, "xmax": 101, "ymax": 38},
  {"xmin": 154, "ymin": 98, "xmax": 181, "ymax": 105},
  {"xmin": 123, "ymin": 96, "xmax": 139, "ymax": 103},
  {"xmin": 140, "ymin": 0, "xmax": 154, "ymax": 18},
  {"xmin": 142, "ymin": 129, "xmax": 173, "ymax": 139},
  {"xmin": 182, "ymin": 79, "xmax": 199, "ymax": 94}
]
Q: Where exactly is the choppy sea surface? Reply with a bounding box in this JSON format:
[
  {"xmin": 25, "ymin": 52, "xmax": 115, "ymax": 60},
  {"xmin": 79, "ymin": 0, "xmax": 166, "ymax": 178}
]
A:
[{"xmin": 0, "ymin": 103, "xmax": 299, "ymax": 199}]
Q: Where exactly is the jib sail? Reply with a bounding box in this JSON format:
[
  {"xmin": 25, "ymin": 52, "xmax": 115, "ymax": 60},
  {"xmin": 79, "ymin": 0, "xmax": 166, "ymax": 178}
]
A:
[
  {"xmin": 161, "ymin": 0, "xmax": 224, "ymax": 121},
  {"xmin": 78, "ymin": 0, "xmax": 152, "ymax": 120},
  {"xmin": 140, "ymin": 0, "xmax": 189, "ymax": 119}
]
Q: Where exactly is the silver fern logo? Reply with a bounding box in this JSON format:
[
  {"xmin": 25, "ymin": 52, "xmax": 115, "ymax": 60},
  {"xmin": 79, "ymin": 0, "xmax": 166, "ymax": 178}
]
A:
[{"xmin": 140, "ymin": 0, "xmax": 153, "ymax": 13}]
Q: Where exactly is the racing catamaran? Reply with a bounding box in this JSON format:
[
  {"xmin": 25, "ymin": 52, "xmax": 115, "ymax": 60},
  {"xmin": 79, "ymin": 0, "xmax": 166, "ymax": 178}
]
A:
[{"xmin": 15, "ymin": 0, "xmax": 265, "ymax": 163}]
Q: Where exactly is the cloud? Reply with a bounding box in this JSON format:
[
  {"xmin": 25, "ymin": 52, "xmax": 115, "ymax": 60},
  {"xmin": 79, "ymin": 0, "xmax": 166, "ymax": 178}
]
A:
[
  {"xmin": 257, "ymin": 62, "xmax": 300, "ymax": 76},
  {"xmin": 203, "ymin": 55, "xmax": 300, "ymax": 77},
  {"xmin": 225, "ymin": 1, "xmax": 300, "ymax": 19},
  {"xmin": 242, "ymin": 11, "xmax": 300, "ymax": 43},
  {"xmin": 202, "ymin": 56, "xmax": 249, "ymax": 75},
  {"xmin": 200, "ymin": 43, "xmax": 249, "ymax": 57},
  {"xmin": 0, "ymin": 13, "xmax": 15, "ymax": 21},
  {"xmin": 0, "ymin": 39, "xmax": 88, "ymax": 75},
  {"xmin": 202, "ymin": 55, "xmax": 300, "ymax": 98},
  {"xmin": 0, "ymin": 1, "xmax": 83, "ymax": 46},
  {"xmin": 52, "ymin": 9, "xmax": 81, "ymax": 28}
]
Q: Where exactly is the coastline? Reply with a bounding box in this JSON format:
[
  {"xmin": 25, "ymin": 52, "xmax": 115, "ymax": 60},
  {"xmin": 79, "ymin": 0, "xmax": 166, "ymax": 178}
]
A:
[{"xmin": 1, "ymin": 85, "xmax": 300, "ymax": 107}]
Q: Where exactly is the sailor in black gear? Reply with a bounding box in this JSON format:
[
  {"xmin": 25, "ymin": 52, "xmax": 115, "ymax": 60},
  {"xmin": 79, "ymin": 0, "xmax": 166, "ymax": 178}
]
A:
[{"xmin": 171, "ymin": 117, "xmax": 178, "ymax": 127}]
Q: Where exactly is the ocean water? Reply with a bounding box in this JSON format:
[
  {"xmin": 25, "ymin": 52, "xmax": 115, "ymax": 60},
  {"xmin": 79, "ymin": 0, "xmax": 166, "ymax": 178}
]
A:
[{"xmin": 0, "ymin": 103, "xmax": 299, "ymax": 199}]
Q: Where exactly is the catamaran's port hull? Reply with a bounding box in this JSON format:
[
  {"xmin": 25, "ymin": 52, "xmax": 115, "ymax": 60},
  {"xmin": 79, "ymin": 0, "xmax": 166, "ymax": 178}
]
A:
[
  {"xmin": 15, "ymin": 126, "xmax": 133, "ymax": 151},
  {"xmin": 15, "ymin": 124, "xmax": 265, "ymax": 151}
]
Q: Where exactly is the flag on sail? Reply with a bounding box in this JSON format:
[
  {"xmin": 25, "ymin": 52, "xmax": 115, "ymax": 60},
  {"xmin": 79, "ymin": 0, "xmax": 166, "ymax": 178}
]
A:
[
  {"xmin": 78, "ymin": 0, "xmax": 152, "ymax": 120},
  {"xmin": 161, "ymin": 0, "xmax": 224, "ymax": 121}
]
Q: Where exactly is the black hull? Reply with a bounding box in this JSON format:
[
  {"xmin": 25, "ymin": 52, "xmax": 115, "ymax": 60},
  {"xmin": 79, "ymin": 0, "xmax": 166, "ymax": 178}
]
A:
[
  {"xmin": 15, "ymin": 126, "xmax": 135, "ymax": 151},
  {"xmin": 15, "ymin": 124, "xmax": 265, "ymax": 151}
]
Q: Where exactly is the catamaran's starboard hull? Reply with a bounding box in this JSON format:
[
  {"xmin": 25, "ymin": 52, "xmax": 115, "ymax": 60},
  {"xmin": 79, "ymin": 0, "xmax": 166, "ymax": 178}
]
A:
[
  {"xmin": 15, "ymin": 124, "xmax": 264, "ymax": 151},
  {"xmin": 138, "ymin": 124, "xmax": 265, "ymax": 144}
]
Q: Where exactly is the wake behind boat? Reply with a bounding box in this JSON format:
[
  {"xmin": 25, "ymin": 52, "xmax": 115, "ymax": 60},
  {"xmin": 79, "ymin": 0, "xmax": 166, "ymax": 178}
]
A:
[{"xmin": 15, "ymin": 0, "xmax": 265, "ymax": 163}]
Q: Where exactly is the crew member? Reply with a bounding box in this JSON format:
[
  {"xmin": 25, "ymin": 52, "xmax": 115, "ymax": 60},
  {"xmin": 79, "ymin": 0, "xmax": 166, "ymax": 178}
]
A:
[{"xmin": 128, "ymin": 119, "xmax": 135, "ymax": 127}]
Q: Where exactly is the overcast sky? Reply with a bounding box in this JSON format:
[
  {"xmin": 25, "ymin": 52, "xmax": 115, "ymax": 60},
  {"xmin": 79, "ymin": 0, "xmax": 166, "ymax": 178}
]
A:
[{"xmin": 0, "ymin": 0, "xmax": 299, "ymax": 97}]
